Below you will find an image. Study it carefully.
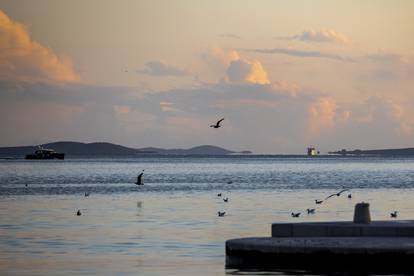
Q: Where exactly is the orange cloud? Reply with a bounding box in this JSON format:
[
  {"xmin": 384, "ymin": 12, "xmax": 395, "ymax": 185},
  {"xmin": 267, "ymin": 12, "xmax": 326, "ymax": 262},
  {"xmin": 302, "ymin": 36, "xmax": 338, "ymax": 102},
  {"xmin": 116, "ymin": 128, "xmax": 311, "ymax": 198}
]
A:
[
  {"xmin": 307, "ymin": 97, "xmax": 337, "ymax": 137},
  {"xmin": 226, "ymin": 57, "xmax": 270, "ymax": 85},
  {"xmin": 0, "ymin": 9, "xmax": 79, "ymax": 82}
]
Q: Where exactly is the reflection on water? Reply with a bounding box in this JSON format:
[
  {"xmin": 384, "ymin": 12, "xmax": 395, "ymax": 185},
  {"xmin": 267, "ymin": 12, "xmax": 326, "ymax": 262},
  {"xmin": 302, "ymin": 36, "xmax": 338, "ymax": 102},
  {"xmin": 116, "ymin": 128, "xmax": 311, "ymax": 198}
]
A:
[{"xmin": 0, "ymin": 157, "xmax": 414, "ymax": 275}]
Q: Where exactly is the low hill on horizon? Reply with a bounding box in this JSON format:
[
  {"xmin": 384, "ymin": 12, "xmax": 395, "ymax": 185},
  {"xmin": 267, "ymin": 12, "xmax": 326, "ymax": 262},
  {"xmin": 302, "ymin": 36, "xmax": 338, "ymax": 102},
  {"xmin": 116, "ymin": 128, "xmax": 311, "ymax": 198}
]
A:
[{"xmin": 0, "ymin": 141, "xmax": 251, "ymax": 157}]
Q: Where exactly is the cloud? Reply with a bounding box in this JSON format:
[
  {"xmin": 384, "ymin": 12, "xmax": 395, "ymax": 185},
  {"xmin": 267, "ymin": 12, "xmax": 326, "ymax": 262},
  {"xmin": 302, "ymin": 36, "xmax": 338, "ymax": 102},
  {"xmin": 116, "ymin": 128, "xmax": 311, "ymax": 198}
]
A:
[
  {"xmin": 365, "ymin": 51, "xmax": 413, "ymax": 65},
  {"xmin": 239, "ymin": 47, "xmax": 354, "ymax": 62},
  {"xmin": 218, "ymin": 33, "xmax": 242, "ymax": 40},
  {"xmin": 137, "ymin": 60, "xmax": 187, "ymax": 76},
  {"xmin": 1, "ymin": 78, "xmax": 413, "ymax": 153},
  {"xmin": 203, "ymin": 46, "xmax": 240, "ymax": 67},
  {"xmin": 0, "ymin": 9, "xmax": 79, "ymax": 83},
  {"xmin": 307, "ymin": 97, "xmax": 337, "ymax": 138},
  {"xmin": 280, "ymin": 29, "xmax": 349, "ymax": 44},
  {"xmin": 226, "ymin": 58, "xmax": 270, "ymax": 84},
  {"xmin": 159, "ymin": 101, "xmax": 178, "ymax": 112}
]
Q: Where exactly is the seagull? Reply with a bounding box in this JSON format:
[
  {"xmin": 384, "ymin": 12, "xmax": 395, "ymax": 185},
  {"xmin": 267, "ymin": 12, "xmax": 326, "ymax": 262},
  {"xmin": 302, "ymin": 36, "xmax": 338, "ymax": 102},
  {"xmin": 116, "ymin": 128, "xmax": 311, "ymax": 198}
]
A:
[
  {"xmin": 325, "ymin": 189, "xmax": 350, "ymax": 200},
  {"xmin": 217, "ymin": 193, "xmax": 222, "ymax": 197},
  {"xmin": 223, "ymin": 197, "xmax": 229, "ymax": 202},
  {"xmin": 348, "ymin": 194, "xmax": 352, "ymax": 199},
  {"xmin": 291, "ymin": 212, "xmax": 301, "ymax": 217},
  {"xmin": 76, "ymin": 210, "xmax": 82, "ymax": 216},
  {"xmin": 315, "ymin": 199, "xmax": 323, "ymax": 204},
  {"xmin": 135, "ymin": 170, "xmax": 145, "ymax": 185},
  {"xmin": 307, "ymin": 208, "xmax": 315, "ymax": 214},
  {"xmin": 218, "ymin": 211, "xmax": 226, "ymax": 217},
  {"xmin": 390, "ymin": 211, "xmax": 398, "ymax": 218},
  {"xmin": 210, "ymin": 118, "xmax": 224, "ymax": 129}
]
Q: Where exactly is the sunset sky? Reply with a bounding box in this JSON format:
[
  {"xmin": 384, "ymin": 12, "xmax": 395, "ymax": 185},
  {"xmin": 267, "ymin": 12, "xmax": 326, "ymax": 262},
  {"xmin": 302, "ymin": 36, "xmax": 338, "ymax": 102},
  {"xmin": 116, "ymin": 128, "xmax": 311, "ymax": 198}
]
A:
[{"xmin": 1, "ymin": 1, "xmax": 413, "ymax": 153}]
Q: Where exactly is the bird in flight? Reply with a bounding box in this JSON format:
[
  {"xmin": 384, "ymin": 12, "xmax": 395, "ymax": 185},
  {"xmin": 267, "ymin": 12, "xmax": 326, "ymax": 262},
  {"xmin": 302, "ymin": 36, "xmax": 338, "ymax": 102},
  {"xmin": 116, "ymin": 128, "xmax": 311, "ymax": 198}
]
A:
[
  {"xmin": 291, "ymin": 212, "xmax": 301, "ymax": 217},
  {"xmin": 307, "ymin": 208, "xmax": 315, "ymax": 214},
  {"xmin": 325, "ymin": 189, "xmax": 350, "ymax": 200},
  {"xmin": 210, "ymin": 118, "xmax": 224, "ymax": 128},
  {"xmin": 348, "ymin": 194, "xmax": 352, "ymax": 199},
  {"xmin": 390, "ymin": 211, "xmax": 398, "ymax": 218},
  {"xmin": 135, "ymin": 170, "xmax": 145, "ymax": 185}
]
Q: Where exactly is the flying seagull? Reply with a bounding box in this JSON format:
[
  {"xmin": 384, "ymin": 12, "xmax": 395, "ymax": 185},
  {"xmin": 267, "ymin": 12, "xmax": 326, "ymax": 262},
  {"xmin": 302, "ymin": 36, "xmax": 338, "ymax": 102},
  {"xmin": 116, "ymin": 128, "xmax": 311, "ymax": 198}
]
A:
[
  {"xmin": 325, "ymin": 189, "xmax": 350, "ymax": 200},
  {"xmin": 210, "ymin": 118, "xmax": 224, "ymax": 128},
  {"xmin": 390, "ymin": 211, "xmax": 398, "ymax": 218},
  {"xmin": 307, "ymin": 208, "xmax": 315, "ymax": 214},
  {"xmin": 291, "ymin": 212, "xmax": 301, "ymax": 217},
  {"xmin": 218, "ymin": 211, "xmax": 226, "ymax": 217},
  {"xmin": 135, "ymin": 170, "xmax": 145, "ymax": 185}
]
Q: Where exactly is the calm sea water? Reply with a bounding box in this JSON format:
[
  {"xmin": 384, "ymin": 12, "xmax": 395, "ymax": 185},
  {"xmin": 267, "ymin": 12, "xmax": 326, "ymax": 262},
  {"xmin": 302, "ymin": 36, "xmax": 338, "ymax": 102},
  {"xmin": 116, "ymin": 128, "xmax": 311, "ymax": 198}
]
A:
[{"xmin": 1, "ymin": 156, "xmax": 414, "ymax": 275}]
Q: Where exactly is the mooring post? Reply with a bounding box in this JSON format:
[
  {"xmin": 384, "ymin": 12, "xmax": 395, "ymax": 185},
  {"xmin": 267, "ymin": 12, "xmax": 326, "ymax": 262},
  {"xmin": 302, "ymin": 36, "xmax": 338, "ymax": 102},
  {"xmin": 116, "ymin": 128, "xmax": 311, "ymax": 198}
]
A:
[{"xmin": 353, "ymin": 202, "xmax": 371, "ymax": 224}]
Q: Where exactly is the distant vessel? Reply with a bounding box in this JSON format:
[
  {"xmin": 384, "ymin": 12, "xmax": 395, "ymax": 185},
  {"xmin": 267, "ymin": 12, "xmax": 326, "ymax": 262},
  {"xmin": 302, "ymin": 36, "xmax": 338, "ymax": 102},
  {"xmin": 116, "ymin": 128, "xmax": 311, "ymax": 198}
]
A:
[
  {"xmin": 25, "ymin": 146, "xmax": 65, "ymax": 160},
  {"xmin": 307, "ymin": 147, "xmax": 319, "ymax": 156}
]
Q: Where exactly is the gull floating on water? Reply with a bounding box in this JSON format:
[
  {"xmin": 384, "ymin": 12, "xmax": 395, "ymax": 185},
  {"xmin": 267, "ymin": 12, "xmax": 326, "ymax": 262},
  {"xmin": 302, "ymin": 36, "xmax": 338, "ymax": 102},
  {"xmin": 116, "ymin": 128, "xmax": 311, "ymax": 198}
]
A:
[
  {"xmin": 84, "ymin": 192, "xmax": 90, "ymax": 197},
  {"xmin": 218, "ymin": 211, "xmax": 226, "ymax": 217},
  {"xmin": 210, "ymin": 118, "xmax": 224, "ymax": 129},
  {"xmin": 135, "ymin": 170, "xmax": 145, "ymax": 185},
  {"xmin": 76, "ymin": 210, "xmax": 82, "ymax": 216},
  {"xmin": 223, "ymin": 197, "xmax": 229, "ymax": 202},
  {"xmin": 315, "ymin": 199, "xmax": 323, "ymax": 204},
  {"xmin": 217, "ymin": 193, "xmax": 222, "ymax": 197},
  {"xmin": 291, "ymin": 212, "xmax": 301, "ymax": 217},
  {"xmin": 390, "ymin": 211, "xmax": 398, "ymax": 218}
]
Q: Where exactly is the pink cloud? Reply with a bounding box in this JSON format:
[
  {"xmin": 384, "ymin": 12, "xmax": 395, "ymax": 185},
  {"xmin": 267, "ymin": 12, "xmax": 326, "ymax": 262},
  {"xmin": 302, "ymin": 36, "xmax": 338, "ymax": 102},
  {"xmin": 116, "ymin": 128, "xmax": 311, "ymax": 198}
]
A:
[{"xmin": 0, "ymin": 9, "xmax": 79, "ymax": 83}]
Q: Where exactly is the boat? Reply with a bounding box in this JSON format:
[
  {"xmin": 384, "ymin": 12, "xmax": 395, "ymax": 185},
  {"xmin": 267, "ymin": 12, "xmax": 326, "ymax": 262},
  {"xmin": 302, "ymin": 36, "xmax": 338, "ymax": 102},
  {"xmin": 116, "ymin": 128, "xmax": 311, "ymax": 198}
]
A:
[{"xmin": 25, "ymin": 146, "xmax": 65, "ymax": 160}]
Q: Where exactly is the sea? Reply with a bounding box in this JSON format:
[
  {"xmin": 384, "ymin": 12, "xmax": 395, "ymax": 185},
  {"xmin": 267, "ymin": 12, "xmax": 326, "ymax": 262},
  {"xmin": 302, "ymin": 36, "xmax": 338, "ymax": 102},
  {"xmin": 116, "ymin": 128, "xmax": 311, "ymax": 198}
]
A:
[{"xmin": 1, "ymin": 156, "xmax": 414, "ymax": 275}]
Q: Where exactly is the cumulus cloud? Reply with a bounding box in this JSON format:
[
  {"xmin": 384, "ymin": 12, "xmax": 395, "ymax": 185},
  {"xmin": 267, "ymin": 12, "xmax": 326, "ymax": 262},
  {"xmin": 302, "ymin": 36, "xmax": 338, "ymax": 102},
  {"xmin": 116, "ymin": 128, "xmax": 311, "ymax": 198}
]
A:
[
  {"xmin": 1, "ymin": 78, "xmax": 413, "ymax": 153},
  {"xmin": 137, "ymin": 60, "xmax": 187, "ymax": 76},
  {"xmin": 226, "ymin": 58, "xmax": 270, "ymax": 84},
  {"xmin": 307, "ymin": 97, "xmax": 337, "ymax": 138},
  {"xmin": 281, "ymin": 29, "xmax": 349, "ymax": 44},
  {"xmin": 203, "ymin": 46, "xmax": 240, "ymax": 67},
  {"xmin": 239, "ymin": 47, "xmax": 354, "ymax": 62},
  {"xmin": 0, "ymin": 9, "xmax": 79, "ymax": 82}
]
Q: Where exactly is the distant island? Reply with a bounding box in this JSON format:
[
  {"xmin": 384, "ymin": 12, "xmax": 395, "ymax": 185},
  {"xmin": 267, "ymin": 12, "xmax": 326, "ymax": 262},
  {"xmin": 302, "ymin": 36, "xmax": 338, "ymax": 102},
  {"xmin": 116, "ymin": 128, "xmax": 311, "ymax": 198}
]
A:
[
  {"xmin": 329, "ymin": 147, "xmax": 414, "ymax": 156},
  {"xmin": 0, "ymin": 141, "xmax": 252, "ymax": 157}
]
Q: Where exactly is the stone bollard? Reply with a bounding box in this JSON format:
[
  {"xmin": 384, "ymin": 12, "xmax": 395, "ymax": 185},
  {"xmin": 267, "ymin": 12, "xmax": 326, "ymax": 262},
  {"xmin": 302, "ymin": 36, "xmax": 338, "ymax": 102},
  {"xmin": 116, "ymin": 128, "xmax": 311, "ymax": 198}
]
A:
[{"xmin": 353, "ymin": 202, "xmax": 371, "ymax": 224}]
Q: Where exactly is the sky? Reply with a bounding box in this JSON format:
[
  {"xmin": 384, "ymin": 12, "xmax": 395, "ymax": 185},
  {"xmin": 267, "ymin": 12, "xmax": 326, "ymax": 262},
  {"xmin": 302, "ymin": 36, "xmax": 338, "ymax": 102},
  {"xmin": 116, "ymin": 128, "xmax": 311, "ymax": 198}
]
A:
[{"xmin": 0, "ymin": 0, "xmax": 413, "ymax": 154}]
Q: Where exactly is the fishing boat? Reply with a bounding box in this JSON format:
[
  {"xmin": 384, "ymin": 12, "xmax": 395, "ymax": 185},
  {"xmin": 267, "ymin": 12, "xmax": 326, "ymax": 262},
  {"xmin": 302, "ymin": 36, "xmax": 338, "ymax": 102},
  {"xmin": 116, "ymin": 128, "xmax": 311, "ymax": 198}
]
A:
[{"xmin": 25, "ymin": 146, "xmax": 65, "ymax": 160}]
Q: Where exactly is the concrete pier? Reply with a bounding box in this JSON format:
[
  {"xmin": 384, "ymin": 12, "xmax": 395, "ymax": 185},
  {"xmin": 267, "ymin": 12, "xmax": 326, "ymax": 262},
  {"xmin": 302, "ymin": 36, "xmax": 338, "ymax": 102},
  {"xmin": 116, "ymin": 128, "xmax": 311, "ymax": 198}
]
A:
[
  {"xmin": 226, "ymin": 213, "xmax": 414, "ymax": 273},
  {"xmin": 226, "ymin": 235, "xmax": 414, "ymax": 273}
]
